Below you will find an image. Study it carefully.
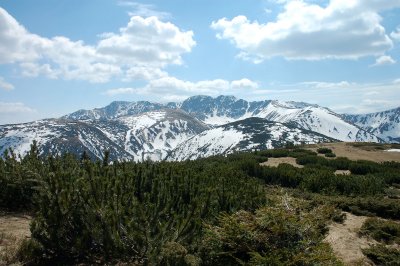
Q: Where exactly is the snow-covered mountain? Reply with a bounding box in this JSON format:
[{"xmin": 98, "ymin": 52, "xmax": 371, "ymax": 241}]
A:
[
  {"xmin": 63, "ymin": 101, "xmax": 165, "ymax": 120},
  {"xmin": 180, "ymin": 96, "xmax": 380, "ymax": 142},
  {"xmin": 115, "ymin": 109, "xmax": 209, "ymax": 161},
  {"xmin": 343, "ymin": 107, "xmax": 400, "ymax": 143},
  {"xmin": 0, "ymin": 119, "xmax": 133, "ymax": 160},
  {"xmin": 1, "ymin": 95, "xmax": 395, "ymax": 161},
  {"xmin": 167, "ymin": 117, "xmax": 336, "ymax": 161},
  {"xmin": 0, "ymin": 109, "xmax": 208, "ymax": 161}
]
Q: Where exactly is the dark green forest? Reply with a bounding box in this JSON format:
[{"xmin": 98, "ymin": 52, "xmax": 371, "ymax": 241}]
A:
[{"xmin": 1, "ymin": 141, "xmax": 400, "ymax": 265}]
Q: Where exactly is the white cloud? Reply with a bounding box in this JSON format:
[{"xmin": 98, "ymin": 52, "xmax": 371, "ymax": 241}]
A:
[
  {"xmin": 0, "ymin": 8, "xmax": 45, "ymax": 64},
  {"xmin": 0, "ymin": 102, "xmax": 36, "ymax": 114},
  {"xmin": 118, "ymin": 1, "xmax": 171, "ymax": 19},
  {"xmin": 20, "ymin": 63, "xmax": 58, "ymax": 79},
  {"xmin": 0, "ymin": 102, "xmax": 39, "ymax": 124},
  {"xmin": 301, "ymin": 81, "xmax": 354, "ymax": 89},
  {"xmin": 103, "ymin": 87, "xmax": 138, "ymax": 96},
  {"xmin": 0, "ymin": 76, "xmax": 14, "ymax": 90},
  {"xmin": 390, "ymin": 26, "xmax": 400, "ymax": 41},
  {"xmin": 231, "ymin": 78, "xmax": 259, "ymax": 89},
  {"xmin": 0, "ymin": 7, "xmax": 195, "ymax": 83},
  {"xmin": 124, "ymin": 66, "xmax": 168, "ymax": 81},
  {"xmin": 372, "ymin": 55, "xmax": 396, "ymax": 66},
  {"xmin": 104, "ymin": 76, "xmax": 259, "ymax": 100},
  {"xmin": 211, "ymin": 0, "xmax": 399, "ymax": 61},
  {"xmin": 97, "ymin": 16, "xmax": 195, "ymax": 67}
]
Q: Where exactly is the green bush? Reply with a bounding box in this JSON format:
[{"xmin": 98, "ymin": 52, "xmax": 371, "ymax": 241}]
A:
[
  {"xmin": 200, "ymin": 196, "xmax": 341, "ymax": 265},
  {"xmin": 317, "ymin": 148, "xmax": 333, "ymax": 154},
  {"xmin": 298, "ymin": 193, "xmax": 400, "ymax": 220},
  {"xmin": 362, "ymin": 244, "xmax": 400, "ymax": 265},
  {"xmin": 325, "ymin": 153, "xmax": 336, "ymax": 158},
  {"xmin": 29, "ymin": 156, "xmax": 266, "ymax": 264},
  {"xmin": 360, "ymin": 218, "xmax": 400, "ymax": 244},
  {"xmin": 332, "ymin": 210, "xmax": 346, "ymax": 223},
  {"xmin": 349, "ymin": 161, "xmax": 380, "ymax": 175},
  {"xmin": 0, "ymin": 143, "xmax": 42, "ymax": 211}
]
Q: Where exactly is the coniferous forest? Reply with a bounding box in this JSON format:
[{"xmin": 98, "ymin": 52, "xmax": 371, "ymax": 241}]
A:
[{"xmin": 1, "ymin": 141, "xmax": 400, "ymax": 265}]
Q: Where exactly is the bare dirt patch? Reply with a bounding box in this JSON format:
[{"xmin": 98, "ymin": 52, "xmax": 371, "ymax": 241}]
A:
[
  {"xmin": 325, "ymin": 212, "xmax": 375, "ymax": 265},
  {"xmin": 0, "ymin": 213, "xmax": 31, "ymax": 265},
  {"xmin": 260, "ymin": 157, "xmax": 304, "ymax": 168},
  {"xmin": 307, "ymin": 142, "xmax": 400, "ymax": 163}
]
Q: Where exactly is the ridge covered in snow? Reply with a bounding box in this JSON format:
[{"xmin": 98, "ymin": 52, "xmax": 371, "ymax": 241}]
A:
[
  {"xmin": 343, "ymin": 107, "xmax": 400, "ymax": 143},
  {"xmin": 1, "ymin": 95, "xmax": 397, "ymax": 161},
  {"xmin": 167, "ymin": 117, "xmax": 336, "ymax": 161}
]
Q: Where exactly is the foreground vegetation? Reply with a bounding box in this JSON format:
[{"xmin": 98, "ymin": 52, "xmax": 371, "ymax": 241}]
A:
[{"xmin": 1, "ymin": 142, "xmax": 399, "ymax": 265}]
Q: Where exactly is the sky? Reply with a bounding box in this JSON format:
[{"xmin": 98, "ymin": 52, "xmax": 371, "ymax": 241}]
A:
[{"xmin": 0, "ymin": 0, "xmax": 399, "ymax": 124}]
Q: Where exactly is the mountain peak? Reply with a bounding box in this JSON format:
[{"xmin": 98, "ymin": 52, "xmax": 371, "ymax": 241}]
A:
[{"xmin": 216, "ymin": 95, "xmax": 237, "ymax": 102}]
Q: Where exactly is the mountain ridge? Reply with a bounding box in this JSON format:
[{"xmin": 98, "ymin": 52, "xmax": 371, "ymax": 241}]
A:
[{"xmin": 1, "ymin": 95, "xmax": 398, "ymax": 161}]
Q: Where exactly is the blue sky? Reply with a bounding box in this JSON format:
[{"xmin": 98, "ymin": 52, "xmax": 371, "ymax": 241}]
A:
[{"xmin": 0, "ymin": 0, "xmax": 399, "ymax": 124}]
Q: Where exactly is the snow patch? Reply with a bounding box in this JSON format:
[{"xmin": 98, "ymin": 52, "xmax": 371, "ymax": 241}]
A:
[{"xmin": 386, "ymin": 149, "xmax": 400, "ymax": 152}]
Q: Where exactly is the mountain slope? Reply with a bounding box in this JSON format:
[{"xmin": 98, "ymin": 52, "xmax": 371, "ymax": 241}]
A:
[
  {"xmin": 0, "ymin": 119, "xmax": 132, "ymax": 160},
  {"xmin": 115, "ymin": 109, "xmax": 209, "ymax": 161},
  {"xmin": 0, "ymin": 109, "xmax": 209, "ymax": 161},
  {"xmin": 343, "ymin": 107, "xmax": 400, "ymax": 143},
  {"xmin": 167, "ymin": 117, "xmax": 336, "ymax": 161}
]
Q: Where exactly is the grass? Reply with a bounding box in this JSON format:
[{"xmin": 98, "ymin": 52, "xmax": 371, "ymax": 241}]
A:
[{"xmin": 0, "ymin": 232, "xmax": 22, "ymax": 265}]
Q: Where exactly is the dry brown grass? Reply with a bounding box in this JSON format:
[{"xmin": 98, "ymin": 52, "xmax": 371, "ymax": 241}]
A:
[
  {"xmin": 0, "ymin": 214, "xmax": 31, "ymax": 265},
  {"xmin": 260, "ymin": 157, "xmax": 304, "ymax": 168},
  {"xmin": 307, "ymin": 142, "xmax": 400, "ymax": 163}
]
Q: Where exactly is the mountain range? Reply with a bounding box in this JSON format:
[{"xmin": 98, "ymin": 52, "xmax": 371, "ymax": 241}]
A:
[{"xmin": 1, "ymin": 95, "xmax": 398, "ymax": 161}]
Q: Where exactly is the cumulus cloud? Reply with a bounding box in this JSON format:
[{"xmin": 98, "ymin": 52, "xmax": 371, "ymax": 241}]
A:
[
  {"xmin": 0, "ymin": 76, "xmax": 14, "ymax": 90},
  {"xmin": 97, "ymin": 16, "xmax": 195, "ymax": 67},
  {"xmin": 372, "ymin": 55, "xmax": 396, "ymax": 66},
  {"xmin": 0, "ymin": 7, "xmax": 195, "ymax": 83},
  {"xmin": 104, "ymin": 76, "xmax": 258, "ymax": 100},
  {"xmin": 211, "ymin": 0, "xmax": 399, "ymax": 61}
]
